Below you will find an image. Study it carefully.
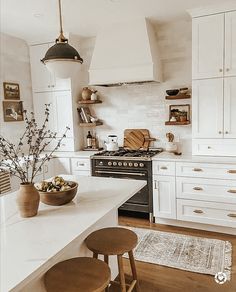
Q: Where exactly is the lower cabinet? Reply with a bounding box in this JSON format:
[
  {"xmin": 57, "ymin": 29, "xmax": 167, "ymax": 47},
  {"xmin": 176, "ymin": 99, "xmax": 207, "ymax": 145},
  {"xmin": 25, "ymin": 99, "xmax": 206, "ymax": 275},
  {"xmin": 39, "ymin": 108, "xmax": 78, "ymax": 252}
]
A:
[
  {"xmin": 177, "ymin": 199, "xmax": 236, "ymax": 228},
  {"xmin": 54, "ymin": 157, "xmax": 71, "ymax": 175},
  {"xmin": 153, "ymin": 175, "xmax": 176, "ymax": 219}
]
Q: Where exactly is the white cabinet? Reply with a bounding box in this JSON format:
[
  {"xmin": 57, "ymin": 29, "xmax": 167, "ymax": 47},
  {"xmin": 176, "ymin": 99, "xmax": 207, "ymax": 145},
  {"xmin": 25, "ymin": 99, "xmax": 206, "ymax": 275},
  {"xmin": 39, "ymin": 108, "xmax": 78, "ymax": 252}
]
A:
[
  {"xmin": 225, "ymin": 11, "xmax": 236, "ymax": 76},
  {"xmin": 29, "ymin": 43, "xmax": 71, "ymax": 93},
  {"xmin": 224, "ymin": 77, "xmax": 236, "ymax": 138},
  {"xmin": 54, "ymin": 158, "xmax": 71, "ymax": 175},
  {"xmin": 192, "ymin": 78, "xmax": 224, "ymax": 138},
  {"xmin": 33, "ymin": 91, "xmax": 73, "ymax": 137},
  {"xmin": 192, "ymin": 14, "xmax": 224, "ymax": 79},
  {"xmin": 71, "ymin": 158, "xmax": 91, "ymax": 176},
  {"xmin": 153, "ymin": 175, "xmax": 176, "ymax": 219}
]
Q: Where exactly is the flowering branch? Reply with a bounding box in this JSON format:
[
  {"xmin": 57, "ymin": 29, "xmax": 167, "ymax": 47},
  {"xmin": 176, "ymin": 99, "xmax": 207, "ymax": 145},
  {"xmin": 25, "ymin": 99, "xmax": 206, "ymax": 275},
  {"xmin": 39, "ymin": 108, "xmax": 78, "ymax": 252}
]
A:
[{"xmin": 0, "ymin": 105, "xmax": 69, "ymax": 184}]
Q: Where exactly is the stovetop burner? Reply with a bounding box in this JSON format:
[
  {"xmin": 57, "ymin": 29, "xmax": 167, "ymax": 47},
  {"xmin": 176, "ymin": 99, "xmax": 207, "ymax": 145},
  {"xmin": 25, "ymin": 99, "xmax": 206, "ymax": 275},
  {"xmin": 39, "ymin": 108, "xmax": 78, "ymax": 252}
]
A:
[{"xmin": 93, "ymin": 147, "xmax": 163, "ymax": 160}]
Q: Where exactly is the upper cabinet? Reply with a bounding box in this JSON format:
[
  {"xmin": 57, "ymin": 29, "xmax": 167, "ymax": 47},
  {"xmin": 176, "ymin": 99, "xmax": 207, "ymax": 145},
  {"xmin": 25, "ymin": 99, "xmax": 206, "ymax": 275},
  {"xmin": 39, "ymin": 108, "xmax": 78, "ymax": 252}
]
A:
[
  {"xmin": 192, "ymin": 11, "xmax": 236, "ymax": 79},
  {"xmin": 192, "ymin": 14, "xmax": 224, "ymax": 79},
  {"xmin": 29, "ymin": 43, "xmax": 71, "ymax": 93},
  {"xmin": 225, "ymin": 11, "xmax": 236, "ymax": 76}
]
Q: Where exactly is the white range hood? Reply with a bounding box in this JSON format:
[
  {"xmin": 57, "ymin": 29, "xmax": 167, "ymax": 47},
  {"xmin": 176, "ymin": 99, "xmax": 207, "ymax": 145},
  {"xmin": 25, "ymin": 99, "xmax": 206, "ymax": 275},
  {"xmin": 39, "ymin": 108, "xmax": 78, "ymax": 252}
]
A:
[{"xmin": 89, "ymin": 18, "xmax": 162, "ymax": 86}]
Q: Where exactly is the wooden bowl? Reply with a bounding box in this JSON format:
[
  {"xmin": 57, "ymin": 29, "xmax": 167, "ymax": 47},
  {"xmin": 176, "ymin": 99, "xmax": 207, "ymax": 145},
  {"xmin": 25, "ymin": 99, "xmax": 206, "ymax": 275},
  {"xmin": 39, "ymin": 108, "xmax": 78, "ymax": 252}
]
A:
[{"xmin": 39, "ymin": 181, "xmax": 78, "ymax": 206}]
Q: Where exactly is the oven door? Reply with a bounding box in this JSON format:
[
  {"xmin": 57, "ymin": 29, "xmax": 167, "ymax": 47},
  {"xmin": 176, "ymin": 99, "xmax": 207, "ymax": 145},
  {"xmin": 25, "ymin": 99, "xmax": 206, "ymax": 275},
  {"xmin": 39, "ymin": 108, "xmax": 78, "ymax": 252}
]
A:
[{"xmin": 93, "ymin": 169, "xmax": 149, "ymax": 208}]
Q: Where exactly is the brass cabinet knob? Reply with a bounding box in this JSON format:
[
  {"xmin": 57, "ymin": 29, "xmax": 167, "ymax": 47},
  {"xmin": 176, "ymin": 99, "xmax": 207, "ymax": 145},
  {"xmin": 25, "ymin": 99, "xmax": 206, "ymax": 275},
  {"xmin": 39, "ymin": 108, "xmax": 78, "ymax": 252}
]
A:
[
  {"xmin": 227, "ymin": 189, "xmax": 236, "ymax": 194},
  {"xmin": 160, "ymin": 166, "xmax": 168, "ymax": 170},
  {"xmin": 228, "ymin": 170, "xmax": 236, "ymax": 174},
  {"xmin": 193, "ymin": 168, "xmax": 203, "ymax": 172},
  {"xmin": 226, "ymin": 68, "xmax": 230, "ymax": 72},
  {"xmin": 227, "ymin": 213, "xmax": 236, "ymax": 218},
  {"xmin": 193, "ymin": 187, "xmax": 203, "ymax": 191},
  {"xmin": 219, "ymin": 131, "xmax": 222, "ymax": 134},
  {"xmin": 219, "ymin": 69, "xmax": 223, "ymax": 72},
  {"xmin": 193, "ymin": 209, "xmax": 204, "ymax": 214},
  {"xmin": 225, "ymin": 131, "xmax": 229, "ymax": 134}
]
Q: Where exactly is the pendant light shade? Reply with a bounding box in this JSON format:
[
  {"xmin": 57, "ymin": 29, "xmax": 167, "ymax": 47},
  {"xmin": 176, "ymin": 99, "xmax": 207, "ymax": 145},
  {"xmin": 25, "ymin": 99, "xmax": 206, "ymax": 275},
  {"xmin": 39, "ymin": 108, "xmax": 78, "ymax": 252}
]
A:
[{"xmin": 41, "ymin": 0, "xmax": 83, "ymax": 79}]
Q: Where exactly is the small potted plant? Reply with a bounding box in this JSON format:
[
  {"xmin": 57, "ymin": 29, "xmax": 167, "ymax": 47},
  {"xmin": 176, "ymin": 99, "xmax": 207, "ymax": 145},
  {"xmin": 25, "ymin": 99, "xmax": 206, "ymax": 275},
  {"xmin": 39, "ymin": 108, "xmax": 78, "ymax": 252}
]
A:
[{"xmin": 0, "ymin": 105, "xmax": 69, "ymax": 218}]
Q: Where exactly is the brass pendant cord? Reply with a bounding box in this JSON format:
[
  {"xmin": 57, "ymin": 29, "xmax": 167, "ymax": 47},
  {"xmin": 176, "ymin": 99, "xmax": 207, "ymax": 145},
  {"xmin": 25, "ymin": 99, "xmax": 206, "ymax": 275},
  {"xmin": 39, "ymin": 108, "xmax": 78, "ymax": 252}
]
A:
[{"xmin": 57, "ymin": 0, "xmax": 67, "ymax": 43}]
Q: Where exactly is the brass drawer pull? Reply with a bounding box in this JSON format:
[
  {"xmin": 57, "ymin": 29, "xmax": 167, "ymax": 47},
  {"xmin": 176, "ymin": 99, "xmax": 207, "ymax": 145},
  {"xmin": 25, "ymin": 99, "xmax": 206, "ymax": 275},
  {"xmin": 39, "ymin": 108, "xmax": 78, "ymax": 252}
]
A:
[
  {"xmin": 160, "ymin": 166, "xmax": 168, "ymax": 170},
  {"xmin": 193, "ymin": 168, "xmax": 203, "ymax": 172},
  {"xmin": 193, "ymin": 187, "xmax": 203, "ymax": 191},
  {"xmin": 227, "ymin": 213, "xmax": 236, "ymax": 218},
  {"xmin": 227, "ymin": 189, "xmax": 236, "ymax": 194},
  {"xmin": 193, "ymin": 209, "xmax": 204, "ymax": 214},
  {"xmin": 228, "ymin": 170, "xmax": 236, "ymax": 174}
]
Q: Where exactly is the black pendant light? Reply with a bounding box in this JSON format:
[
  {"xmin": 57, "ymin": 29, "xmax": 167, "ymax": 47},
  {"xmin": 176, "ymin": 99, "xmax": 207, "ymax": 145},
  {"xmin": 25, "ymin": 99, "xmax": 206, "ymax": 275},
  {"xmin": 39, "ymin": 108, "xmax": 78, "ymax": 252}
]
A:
[{"xmin": 41, "ymin": 0, "xmax": 83, "ymax": 79}]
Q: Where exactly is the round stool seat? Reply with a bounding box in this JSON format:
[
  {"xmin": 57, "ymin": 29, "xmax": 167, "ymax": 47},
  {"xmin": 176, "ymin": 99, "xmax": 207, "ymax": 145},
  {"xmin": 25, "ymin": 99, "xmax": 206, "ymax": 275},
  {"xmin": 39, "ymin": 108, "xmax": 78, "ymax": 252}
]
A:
[
  {"xmin": 85, "ymin": 227, "xmax": 138, "ymax": 255},
  {"xmin": 44, "ymin": 257, "xmax": 111, "ymax": 292}
]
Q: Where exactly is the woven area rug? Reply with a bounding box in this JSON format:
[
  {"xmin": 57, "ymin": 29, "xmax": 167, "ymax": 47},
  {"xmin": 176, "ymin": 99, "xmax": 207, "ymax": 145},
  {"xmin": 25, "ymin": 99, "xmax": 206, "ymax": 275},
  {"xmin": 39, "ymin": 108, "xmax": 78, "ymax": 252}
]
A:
[{"xmin": 124, "ymin": 227, "xmax": 232, "ymax": 280}]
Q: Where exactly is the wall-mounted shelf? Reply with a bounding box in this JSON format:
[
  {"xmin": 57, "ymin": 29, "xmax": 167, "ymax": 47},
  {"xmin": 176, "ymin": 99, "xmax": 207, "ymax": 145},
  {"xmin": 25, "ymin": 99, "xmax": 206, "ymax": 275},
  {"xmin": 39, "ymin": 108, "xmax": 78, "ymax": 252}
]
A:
[
  {"xmin": 78, "ymin": 100, "xmax": 102, "ymax": 104},
  {"xmin": 165, "ymin": 94, "xmax": 191, "ymax": 100},
  {"xmin": 165, "ymin": 121, "xmax": 191, "ymax": 126},
  {"xmin": 79, "ymin": 121, "xmax": 103, "ymax": 127}
]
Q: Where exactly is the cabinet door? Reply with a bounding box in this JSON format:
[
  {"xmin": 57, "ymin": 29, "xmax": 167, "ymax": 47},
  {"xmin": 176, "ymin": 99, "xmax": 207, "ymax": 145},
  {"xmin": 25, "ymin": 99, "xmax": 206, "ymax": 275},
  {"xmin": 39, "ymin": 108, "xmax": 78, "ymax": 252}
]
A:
[
  {"xmin": 30, "ymin": 43, "xmax": 53, "ymax": 92},
  {"xmin": 153, "ymin": 175, "xmax": 176, "ymax": 219},
  {"xmin": 192, "ymin": 79, "xmax": 224, "ymax": 138},
  {"xmin": 224, "ymin": 77, "xmax": 236, "ymax": 138},
  {"xmin": 192, "ymin": 14, "xmax": 224, "ymax": 79},
  {"xmin": 54, "ymin": 158, "xmax": 71, "ymax": 175},
  {"xmin": 53, "ymin": 91, "xmax": 73, "ymax": 137},
  {"xmin": 33, "ymin": 92, "xmax": 56, "ymax": 132},
  {"xmin": 43, "ymin": 159, "xmax": 55, "ymax": 180},
  {"xmin": 225, "ymin": 11, "xmax": 236, "ymax": 76}
]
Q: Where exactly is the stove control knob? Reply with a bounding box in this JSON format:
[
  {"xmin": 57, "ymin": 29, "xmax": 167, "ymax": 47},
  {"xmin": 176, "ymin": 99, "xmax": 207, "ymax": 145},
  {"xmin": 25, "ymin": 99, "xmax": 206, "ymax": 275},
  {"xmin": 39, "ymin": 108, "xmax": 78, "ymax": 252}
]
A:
[
  {"xmin": 108, "ymin": 161, "xmax": 112, "ymax": 166},
  {"xmin": 118, "ymin": 162, "xmax": 122, "ymax": 166},
  {"xmin": 139, "ymin": 163, "xmax": 144, "ymax": 167},
  {"xmin": 113, "ymin": 162, "xmax": 117, "ymax": 166},
  {"xmin": 129, "ymin": 162, "xmax": 133, "ymax": 167},
  {"xmin": 123, "ymin": 162, "xmax": 128, "ymax": 167},
  {"xmin": 134, "ymin": 163, "xmax": 138, "ymax": 167}
]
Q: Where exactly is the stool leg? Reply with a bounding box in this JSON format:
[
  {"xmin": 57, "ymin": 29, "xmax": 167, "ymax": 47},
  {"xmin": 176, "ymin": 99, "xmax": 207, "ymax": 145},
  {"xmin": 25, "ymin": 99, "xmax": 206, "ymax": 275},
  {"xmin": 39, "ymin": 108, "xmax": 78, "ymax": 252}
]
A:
[
  {"xmin": 117, "ymin": 255, "xmax": 126, "ymax": 292},
  {"xmin": 104, "ymin": 255, "xmax": 109, "ymax": 292},
  {"xmin": 93, "ymin": 252, "xmax": 98, "ymax": 259},
  {"xmin": 128, "ymin": 250, "xmax": 140, "ymax": 292}
]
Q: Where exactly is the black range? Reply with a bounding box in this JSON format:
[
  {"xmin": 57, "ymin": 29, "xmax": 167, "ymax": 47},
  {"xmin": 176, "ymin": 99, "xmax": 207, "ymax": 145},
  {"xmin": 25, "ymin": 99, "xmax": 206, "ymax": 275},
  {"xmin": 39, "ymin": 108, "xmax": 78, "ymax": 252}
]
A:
[{"xmin": 91, "ymin": 148, "xmax": 163, "ymax": 221}]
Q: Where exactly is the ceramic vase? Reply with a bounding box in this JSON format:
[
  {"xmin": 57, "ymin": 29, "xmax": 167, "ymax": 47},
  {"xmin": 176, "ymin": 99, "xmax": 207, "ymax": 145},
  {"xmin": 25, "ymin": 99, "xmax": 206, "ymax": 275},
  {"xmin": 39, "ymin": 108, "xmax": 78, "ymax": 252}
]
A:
[{"xmin": 16, "ymin": 183, "xmax": 40, "ymax": 218}]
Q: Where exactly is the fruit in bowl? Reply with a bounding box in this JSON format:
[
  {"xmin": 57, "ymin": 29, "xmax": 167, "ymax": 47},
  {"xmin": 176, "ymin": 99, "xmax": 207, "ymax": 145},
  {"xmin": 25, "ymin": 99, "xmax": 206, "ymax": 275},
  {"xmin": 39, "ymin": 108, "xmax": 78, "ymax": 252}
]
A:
[{"xmin": 35, "ymin": 176, "xmax": 78, "ymax": 206}]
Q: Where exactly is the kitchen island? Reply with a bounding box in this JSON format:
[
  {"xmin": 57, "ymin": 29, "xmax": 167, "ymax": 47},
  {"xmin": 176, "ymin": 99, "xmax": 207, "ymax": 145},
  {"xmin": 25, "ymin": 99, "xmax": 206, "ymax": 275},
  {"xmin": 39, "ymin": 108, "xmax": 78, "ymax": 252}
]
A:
[{"xmin": 0, "ymin": 175, "xmax": 146, "ymax": 292}]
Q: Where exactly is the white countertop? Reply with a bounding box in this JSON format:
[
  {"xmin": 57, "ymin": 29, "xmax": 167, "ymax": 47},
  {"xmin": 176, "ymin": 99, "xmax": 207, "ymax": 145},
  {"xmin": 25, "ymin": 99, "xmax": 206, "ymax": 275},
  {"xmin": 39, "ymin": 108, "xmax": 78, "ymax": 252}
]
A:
[
  {"xmin": 0, "ymin": 175, "xmax": 146, "ymax": 292},
  {"xmin": 53, "ymin": 151, "xmax": 99, "ymax": 158},
  {"xmin": 152, "ymin": 152, "xmax": 236, "ymax": 164}
]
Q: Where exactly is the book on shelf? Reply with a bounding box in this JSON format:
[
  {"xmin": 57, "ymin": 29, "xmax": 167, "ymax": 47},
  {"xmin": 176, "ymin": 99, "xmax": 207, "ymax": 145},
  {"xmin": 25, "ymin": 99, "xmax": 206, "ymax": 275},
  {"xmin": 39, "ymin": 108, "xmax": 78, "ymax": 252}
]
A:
[{"xmin": 78, "ymin": 107, "xmax": 91, "ymax": 123}]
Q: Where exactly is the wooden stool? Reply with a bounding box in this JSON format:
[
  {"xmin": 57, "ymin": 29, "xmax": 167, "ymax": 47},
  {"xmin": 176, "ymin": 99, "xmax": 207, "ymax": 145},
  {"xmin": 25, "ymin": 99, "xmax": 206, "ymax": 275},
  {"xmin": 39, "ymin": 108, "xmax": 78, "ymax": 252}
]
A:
[
  {"xmin": 44, "ymin": 257, "xmax": 111, "ymax": 292},
  {"xmin": 85, "ymin": 227, "xmax": 140, "ymax": 292}
]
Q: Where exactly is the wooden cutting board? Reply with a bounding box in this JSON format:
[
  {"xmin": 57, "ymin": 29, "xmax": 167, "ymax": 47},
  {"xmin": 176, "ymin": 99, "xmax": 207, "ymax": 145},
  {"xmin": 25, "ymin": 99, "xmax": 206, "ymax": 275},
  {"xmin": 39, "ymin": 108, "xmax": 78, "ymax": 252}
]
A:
[{"xmin": 124, "ymin": 129, "xmax": 155, "ymax": 150}]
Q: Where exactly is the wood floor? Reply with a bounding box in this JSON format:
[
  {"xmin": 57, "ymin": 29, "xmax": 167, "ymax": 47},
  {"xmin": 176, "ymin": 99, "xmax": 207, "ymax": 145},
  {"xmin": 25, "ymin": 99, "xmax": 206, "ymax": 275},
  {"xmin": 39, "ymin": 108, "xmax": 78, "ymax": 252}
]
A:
[{"xmin": 112, "ymin": 216, "xmax": 236, "ymax": 292}]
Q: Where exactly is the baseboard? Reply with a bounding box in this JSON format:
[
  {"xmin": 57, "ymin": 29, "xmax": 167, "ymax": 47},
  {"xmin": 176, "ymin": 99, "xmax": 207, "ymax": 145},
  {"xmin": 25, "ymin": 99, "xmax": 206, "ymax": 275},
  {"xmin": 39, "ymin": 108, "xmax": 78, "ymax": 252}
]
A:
[{"xmin": 154, "ymin": 217, "xmax": 236, "ymax": 235}]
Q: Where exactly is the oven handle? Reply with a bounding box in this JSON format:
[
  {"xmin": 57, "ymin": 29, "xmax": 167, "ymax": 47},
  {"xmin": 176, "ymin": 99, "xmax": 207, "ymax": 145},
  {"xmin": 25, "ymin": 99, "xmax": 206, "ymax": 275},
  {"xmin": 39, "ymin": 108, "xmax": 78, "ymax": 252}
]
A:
[{"xmin": 95, "ymin": 170, "xmax": 146, "ymax": 177}]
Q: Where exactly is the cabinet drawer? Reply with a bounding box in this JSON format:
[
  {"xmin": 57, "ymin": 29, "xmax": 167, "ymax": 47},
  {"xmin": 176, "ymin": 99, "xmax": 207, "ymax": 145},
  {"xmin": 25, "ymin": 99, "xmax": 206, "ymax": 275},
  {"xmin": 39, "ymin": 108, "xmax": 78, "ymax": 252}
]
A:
[
  {"xmin": 152, "ymin": 161, "xmax": 175, "ymax": 176},
  {"xmin": 192, "ymin": 139, "xmax": 236, "ymax": 156},
  {"xmin": 72, "ymin": 170, "xmax": 91, "ymax": 176},
  {"xmin": 177, "ymin": 199, "xmax": 236, "ymax": 228},
  {"xmin": 71, "ymin": 158, "xmax": 90, "ymax": 171},
  {"xmin": 177, "ymin": 177, "xmax": 236, "ymax": 204},
  {"xmin": 176, "ymin": 162, "xmax": 236, "ymax": 179}
]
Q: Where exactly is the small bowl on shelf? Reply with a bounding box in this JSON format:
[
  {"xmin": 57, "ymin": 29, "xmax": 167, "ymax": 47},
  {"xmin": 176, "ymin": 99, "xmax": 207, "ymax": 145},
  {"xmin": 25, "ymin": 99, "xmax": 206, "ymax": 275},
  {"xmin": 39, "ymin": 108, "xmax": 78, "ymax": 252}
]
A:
[
  {"xmin": 37, "ymin": 181, "xmax": 78, "ymax": 206},
  {"xmin": 179, "ymin": 87, "xmax": 188, "ymax": 95},
  {"xmin": 166, "ymin": 89, "xmax": 179, "ymax": 96}
]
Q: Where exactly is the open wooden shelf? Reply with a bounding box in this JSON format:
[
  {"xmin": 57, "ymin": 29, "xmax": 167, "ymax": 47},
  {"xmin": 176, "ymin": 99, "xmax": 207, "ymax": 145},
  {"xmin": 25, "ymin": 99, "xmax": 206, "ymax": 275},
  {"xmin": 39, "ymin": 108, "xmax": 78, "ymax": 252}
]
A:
[
  {"xmin": 165, "ymin": 121, "xmax": 191, "ymax": 126},
  {"xmin": 79, "ymin": 121, "xmax": 103, "ymax": 127},
  {"xmin": 165, "ymin": 94, "xmax": 191, "ymax": 100},
  {"xmin": 78, "ymin": 100, "xmax": 102, "ymax": 104}
]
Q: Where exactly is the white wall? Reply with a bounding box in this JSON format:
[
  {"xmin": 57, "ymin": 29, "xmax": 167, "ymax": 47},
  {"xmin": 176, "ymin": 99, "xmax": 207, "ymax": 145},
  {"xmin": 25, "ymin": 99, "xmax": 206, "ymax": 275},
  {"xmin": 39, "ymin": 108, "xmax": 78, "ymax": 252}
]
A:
[
  {"xmin": 0, "ymin": 33, "xmax": 33, "ymax": 148},
  {"xmin": 79, "ymin": 19, "xmax": 192, "ymax": 153}
]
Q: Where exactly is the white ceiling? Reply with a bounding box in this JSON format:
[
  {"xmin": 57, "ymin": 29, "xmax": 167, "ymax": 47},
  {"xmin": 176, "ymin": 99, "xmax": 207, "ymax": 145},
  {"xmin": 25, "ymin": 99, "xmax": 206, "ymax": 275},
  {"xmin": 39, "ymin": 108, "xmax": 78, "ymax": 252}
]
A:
[{"xmin": 0, "ymin": 0, "xmax": 226, "ymax": 43}]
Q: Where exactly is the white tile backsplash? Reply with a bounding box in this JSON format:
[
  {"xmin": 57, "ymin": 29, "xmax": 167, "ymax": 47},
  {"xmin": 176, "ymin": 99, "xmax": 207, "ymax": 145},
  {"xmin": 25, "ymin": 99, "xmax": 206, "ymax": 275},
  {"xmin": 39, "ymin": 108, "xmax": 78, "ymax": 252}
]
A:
[{"xmin": 79, "ymin": 19, "xmax": 192, "ymax": 153}]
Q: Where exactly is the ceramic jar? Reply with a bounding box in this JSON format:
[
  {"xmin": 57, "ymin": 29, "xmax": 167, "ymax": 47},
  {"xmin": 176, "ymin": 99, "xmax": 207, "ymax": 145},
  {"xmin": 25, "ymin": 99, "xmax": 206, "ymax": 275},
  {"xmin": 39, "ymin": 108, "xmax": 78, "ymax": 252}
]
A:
[
  {"xmin": 81, "ymin": 87, "xmax": 93, "ymax": 100},
  {"xmin": 16, "ymin": 183, "xmax": 40, "ymax": 217}
]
